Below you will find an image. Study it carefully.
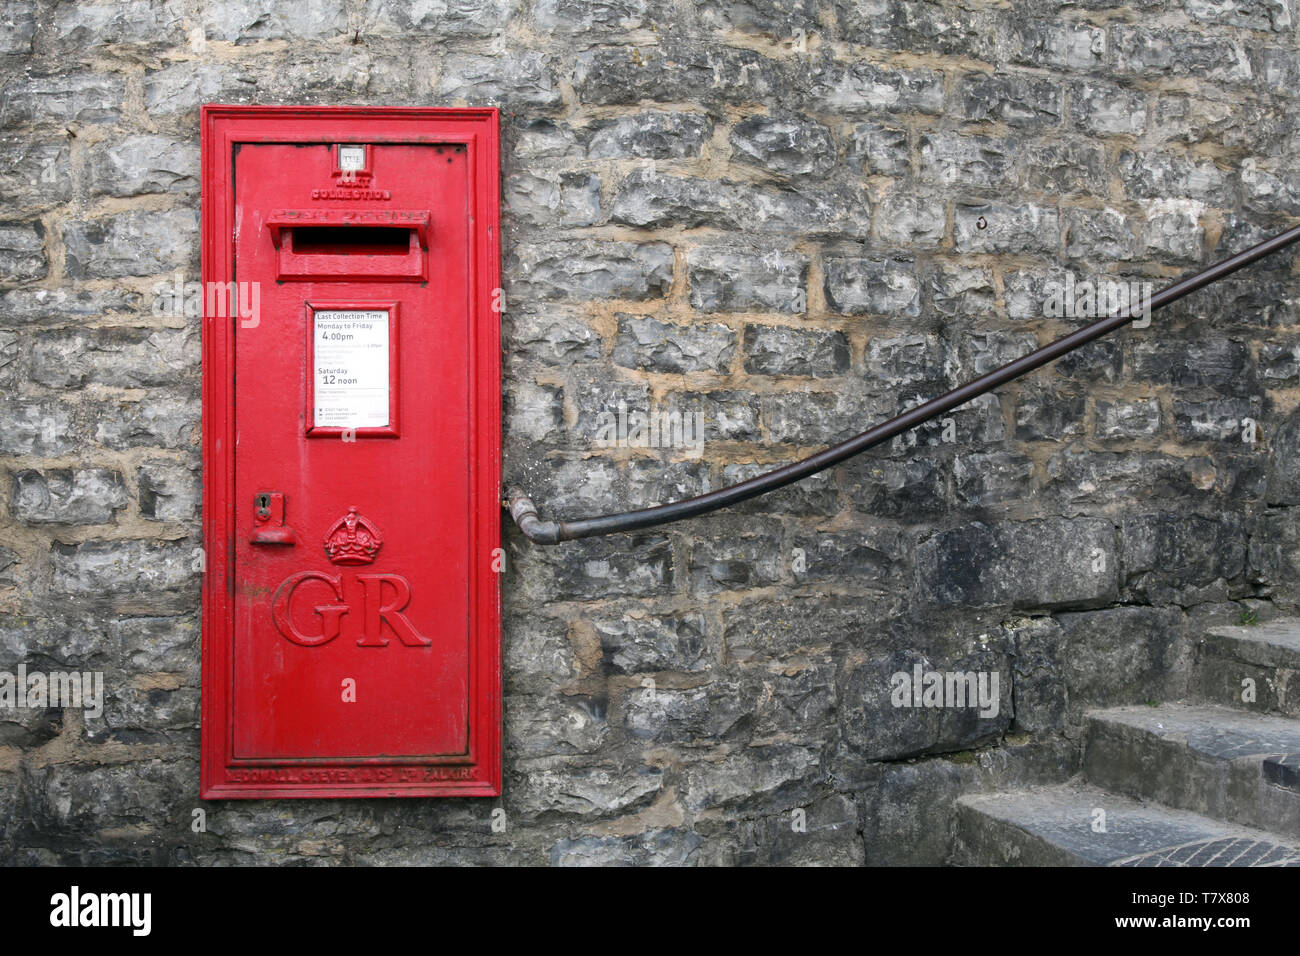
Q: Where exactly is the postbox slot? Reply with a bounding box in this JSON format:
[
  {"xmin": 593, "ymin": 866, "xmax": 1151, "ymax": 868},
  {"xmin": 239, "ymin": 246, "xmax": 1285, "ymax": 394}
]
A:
[
  {"xmin": 266, "ymin": 209, "xmax": 430, "ymax": 282},
  {"xmin": 290, "ymin": 226, "xmax": 415, "ymax": 256}
]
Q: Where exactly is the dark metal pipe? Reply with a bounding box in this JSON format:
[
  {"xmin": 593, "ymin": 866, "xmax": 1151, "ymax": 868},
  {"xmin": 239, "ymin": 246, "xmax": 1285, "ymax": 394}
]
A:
[{"xmin": 506, "ymin": 223, "xmax": 1300, "ymax": 544}]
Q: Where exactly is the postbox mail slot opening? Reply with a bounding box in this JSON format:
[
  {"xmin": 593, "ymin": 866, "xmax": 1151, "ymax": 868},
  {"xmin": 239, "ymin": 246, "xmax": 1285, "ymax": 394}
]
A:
[
  {"xmin": 273, "ymin": 223, "xmax": 427, "ymax": 281},
  {"xmin": 290, "ymin": 226, "xmax": 416, "ymax": 256}
]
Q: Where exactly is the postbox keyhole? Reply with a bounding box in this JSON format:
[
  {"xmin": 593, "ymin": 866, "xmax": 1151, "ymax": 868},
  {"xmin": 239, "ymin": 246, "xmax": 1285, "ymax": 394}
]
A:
[{"xmin": 250, "ymin": 492, "xmax": 296, "ymax": 546}]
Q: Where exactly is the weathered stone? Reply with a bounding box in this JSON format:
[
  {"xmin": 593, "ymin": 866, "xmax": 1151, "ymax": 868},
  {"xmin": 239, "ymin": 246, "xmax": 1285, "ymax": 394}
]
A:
[
  {"xmin": 587, "ymin": 111, "xmax": 712, "ymax": 159},
  {"xmin": 1014, "ymin": 385, "xmax": 1085, "ymax": 443},
  {"xmin": 790, "ymin": 528, "xmax": 907, "ymax": 587},
  {"xmin": 62, "ymin": 210, "xmax": 198, "ymax": 279},
  {"xmin": 10, "ymin": 468, "xmax": 128, "ymax": 525},
  {"xmin": 1132, "ymin": 339, "xmax": 1251, "ymax": 389},
  {"xmin": 1008, "ymin": 18, "xmax": 1108, "ymax": 71},
  {"xmin": 665, "ymin": 389, "xmax": 759, "ymax": 442},
  {"xmin": 505, "ymin": 171, "xmax": 601, "ymax": 227},
  {"xmin": 824, "ymin": 257, "xmax": 921, "ymax": 316},
  {"xmin": 506, "ymin": 693, "xmax": 609, "ymax": 757},
  {"xmin": 680, "ymin": 744, "xmax": 821, "ymax": 811},
  {"xmin": 0, "ymin": 223, "xmax": 44, "ymax": 282},
  {"xmin": 550, "ymin": 828, "xmax": 700, "ymax": 866},
  {"xmin": 509, "ymin": 240, "xmax": 673, "ymax": 302},
  {"xmin": 762, "ymin": 391, "xmax": 893, "ymax": 445},
  {"xmin": 0, "ymin": 286, "xmax": 143, "ymax": 326},
  {"xmin": 1063, "ymin": 206, "xmax": 1135, "ymax": 261},
  {"xmin": 143, "ymin": 62, "xmax": 257, "ymax": 116},
  {"xmin": 513, "ymin": 534, "xmax": 674, "ymax": 604},
  {"xmin": 362, "ymin": 0, "xmax": 514, "ymax": 37},
  {"xmin": 503, "ymin": 614, "xmax": 576, "ymax": 694},
  {"xmin": 1172, "ymin": 396, "xmax": 1261, "ymax": 443},
  {"xmin": 925, "ymin": 261, "xmax": 996, "ymax": 318},
  {"xmin": 865, "ymin": 334, "xmax": 947, "ymax": 390},
  {"xmin": 844, "ymin": 455, "xmax": 948, "ymax": 520},
  {"xmin": 729, "ymin": 113, "xmax": 835, "ymax": 178},
  {"xmin": 960, "ymin": 73, "xmax": 1063, "ymax": 128},
  {"xmin": 1121, "ymin": 511, "xmax": 1247, "ymax": 601},
  {"xmin": 1113, "ymin": 26, "xmax": 1253, "ymax": 83},
  {"xmin": 1044, "ymin": 448, "xmax": 1212, "ymax": 505},
  {"xmin": 871, "ymin": 192, "xmax": 945, "ymax": 248},
  {"xmin": 696, "ymin": 792, "xmax": 864, "ymax": 866},
  {"xmin": 506, "ymin": 307, "xmax": 602, "ymax": 365},
  {"xmin": 0, "ymin": 1, "xmax": 35, "ymax": 55},
  {"xmin": 743, "ymin": 325, "xmax": 849, "ymax": 377},
  {"xmin": 30, "ymin": 328, "xmax": 196, "ymax": 388},
  {"xmin": 0, "ymin": 136, "xmax": 71, "ymax": 209},
  {"xmin": 93, "ymin": 396, "xmax": 199, "ymax": 451},
  {"xmin": 689, "ymin": 248, "xmax": 808, "ymax": 314},
  {"xmin": 1019, "ymin": 140, "xmax": 1107, "ymax": 196},
  {"xmin": 612, "ymin": 314, "xmax": 735, "ymax": 373},
  {"xmin": 916, "ymin": 518, "xmax": 1118, "ymax": 609},
  {"xmin": 1056, "ymin": 605, "xmax": 1191, "ymax": 717},
  {"xmin": 512, "ymin": 763, "xmax": 663, "ymax": 821},
  {"xmin": 689, "ymin": 531, "xmax": 782, "ymax": 593},
  {"xmin": 573, "ymin": 42, "xmax": 782, "ymax": 107},
  {"xmin": 51, "ymin": 538, "xmax": 198, "ymax": 612},
  {"xmin": 809, "ymin": 60, "xmax": 945, "ymax": 115},
  {"xmin": 437, "ymin": 52, "xmax": 561, "ymax": 108},
  {"xmin": 0, "ymin": 399, "xmax": 78, "ymax": 456},
  {"xmin": 137, "ymin": 459, "xmax": 200, "ymax": 522},
  {"xmin": 954, "ymin": 203, "xmax": 1059, "ymax": 254},
  {"xmin": 505, "ymin": 380, "xmax": 565, "ymax": 443},
  {"xmin": 953, "ymin": 451, "xmax": 1034, "ymax": 506},
  {"xmin": 591, "ymin": 608, "xmax": 710, "ymax": 674},
  {"xmin": 1118, "ymin": 150, "xmax": 1229, "ymax": 203},
  {"xmin": 611, "ymin": 168, "xmax": 870, "ymax": 236},
  {"xmin": 847, "ymin": 121, "xmax": 909, "ymax": 177},
  {"xmin": 0, "ymin": 72, "xmax": 124, "ymax": 126},
  {"xmin": 1069, "ymin": 82, "xmax": 1147, "ymax": 136},
  {"xmin": 919, "ymin": 131, "xmax": 1014, "ymax": 188},
  {"xmin": 88, "ymin": 134, "xmax": 198, "ymax": 197},
  {"xmin": 1095, "ymin": 398, "xmax": 1162, "ymax": 439},
  {"xmin": 1267, "ymin": 405, "xmax": 1300, "ymax": 504},
  {"xmin": 838, "ymin": 621, "xmax": 1013, "ymax": 761}
]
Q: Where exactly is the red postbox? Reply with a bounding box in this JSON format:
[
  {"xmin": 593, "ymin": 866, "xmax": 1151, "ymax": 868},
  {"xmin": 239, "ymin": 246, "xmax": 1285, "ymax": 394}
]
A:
[{"xmin": 199, "ymin": 106, "xmax": 501, "ymax": 798}]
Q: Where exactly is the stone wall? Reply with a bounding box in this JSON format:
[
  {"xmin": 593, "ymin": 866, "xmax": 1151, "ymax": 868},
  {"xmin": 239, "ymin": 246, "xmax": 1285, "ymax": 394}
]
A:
[{"xmin": 2, "ymin": 0, "xmax": 1299, "ymax": 864}]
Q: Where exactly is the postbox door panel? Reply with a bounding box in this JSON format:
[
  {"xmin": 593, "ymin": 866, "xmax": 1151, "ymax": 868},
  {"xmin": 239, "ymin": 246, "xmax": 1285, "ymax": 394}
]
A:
[
  {"xmin": 232, "ymin": 143, "xmax": 469, "ymax": 760},
  {"xmin": 201, "ymin": 107, "xmax": 500, "ymax": 799}
]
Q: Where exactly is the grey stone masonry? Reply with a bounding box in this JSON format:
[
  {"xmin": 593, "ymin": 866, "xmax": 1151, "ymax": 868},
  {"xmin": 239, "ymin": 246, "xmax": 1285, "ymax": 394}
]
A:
[{"xmin": 3, "ymin": 0, "xmax": 1300, "ymax": 866}]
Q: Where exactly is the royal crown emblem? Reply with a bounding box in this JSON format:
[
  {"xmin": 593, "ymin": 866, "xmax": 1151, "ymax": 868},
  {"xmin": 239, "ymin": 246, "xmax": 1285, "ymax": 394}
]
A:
[{"xmin": 323, "ymin": 506, "xmax": 383, "ymax": 565}]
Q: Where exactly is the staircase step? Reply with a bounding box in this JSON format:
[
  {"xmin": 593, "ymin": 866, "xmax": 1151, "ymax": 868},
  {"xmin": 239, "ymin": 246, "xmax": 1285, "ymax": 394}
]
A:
[
  {"xmin": 954, "ymin": 784, "xmax": 1300, "ymax": 866},
  {"xmin": 1083, "ymin": 703, "xmax": 1300, "ymax": 837},
  {"xmin": 1194, "ymin": 619, "xmax": 1300, "ymax": 715}
]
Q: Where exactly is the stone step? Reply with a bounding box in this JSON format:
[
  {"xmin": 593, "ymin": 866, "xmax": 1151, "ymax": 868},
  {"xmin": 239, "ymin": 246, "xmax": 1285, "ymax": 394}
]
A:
[
  {"xmin": 954, "ymin": 783, "xmax": 1300, "ymax": 866},
  {"xmin": 1083, "ymin": 703, "xmax": 1300, "ymax": 837},
  {"xmin": 1192, "ymin": 618, "xmax": 1300, "ymax": 716}
]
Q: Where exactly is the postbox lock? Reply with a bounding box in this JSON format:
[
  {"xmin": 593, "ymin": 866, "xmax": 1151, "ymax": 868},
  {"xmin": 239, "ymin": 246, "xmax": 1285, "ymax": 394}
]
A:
[{"xmin": 250, "ymin": 491, "xmax": 296, "ymax": 546}]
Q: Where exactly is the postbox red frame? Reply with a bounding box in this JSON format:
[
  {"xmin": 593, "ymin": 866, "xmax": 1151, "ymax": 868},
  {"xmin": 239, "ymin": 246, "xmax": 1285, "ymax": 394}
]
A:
[{"xmin": 199, "ymin": 105, "xmax": 501, "ymax": 799}]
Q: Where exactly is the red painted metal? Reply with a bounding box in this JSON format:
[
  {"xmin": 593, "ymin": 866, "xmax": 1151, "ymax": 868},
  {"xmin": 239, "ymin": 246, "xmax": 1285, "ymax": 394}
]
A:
[{"xmin": 200, "ymin": 106, "xmax": 501, "ymax": 799}]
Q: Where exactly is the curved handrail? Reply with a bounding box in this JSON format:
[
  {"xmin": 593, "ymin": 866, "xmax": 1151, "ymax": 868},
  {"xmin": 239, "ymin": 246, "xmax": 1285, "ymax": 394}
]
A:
[{"xmin": 506, "ymin": 223, "xmax": 1300, "ymax": 544}]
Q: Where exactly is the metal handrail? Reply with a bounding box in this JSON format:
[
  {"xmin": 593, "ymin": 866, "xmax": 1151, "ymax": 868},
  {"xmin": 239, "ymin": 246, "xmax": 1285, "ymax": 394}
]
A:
[{"xmin": 506, "ymin": 223, "xmax": 1300, "ymax": 544}]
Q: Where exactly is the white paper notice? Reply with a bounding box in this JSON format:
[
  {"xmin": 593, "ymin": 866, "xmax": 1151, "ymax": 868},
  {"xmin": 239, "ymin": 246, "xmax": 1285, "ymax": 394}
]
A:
[{"xmin": 313, "ymin": 310, "xmax": 390, "ymax": 428}]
